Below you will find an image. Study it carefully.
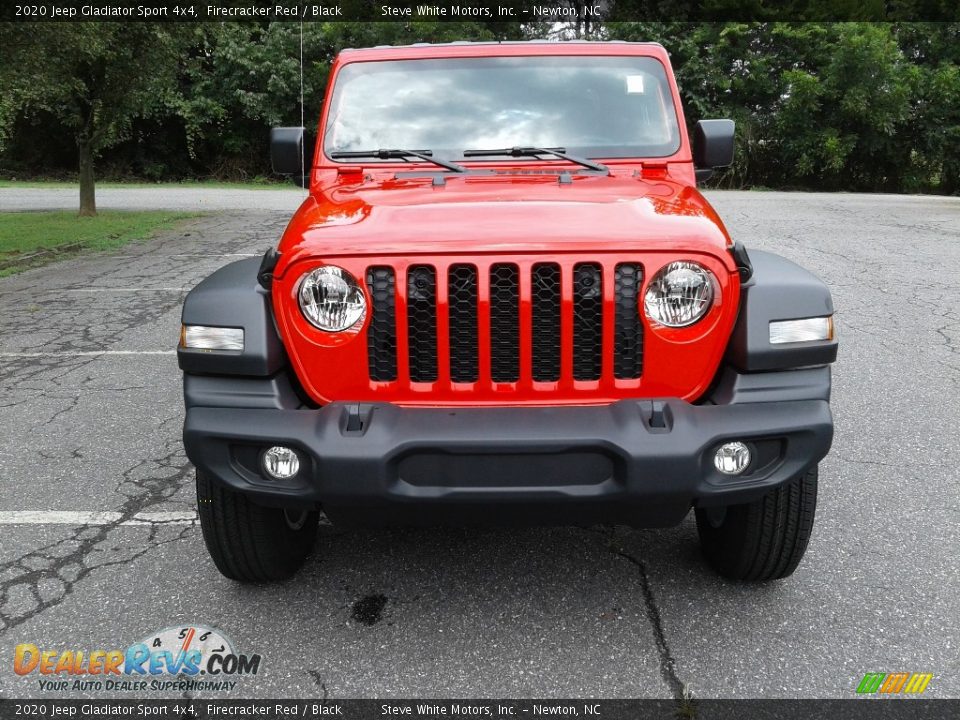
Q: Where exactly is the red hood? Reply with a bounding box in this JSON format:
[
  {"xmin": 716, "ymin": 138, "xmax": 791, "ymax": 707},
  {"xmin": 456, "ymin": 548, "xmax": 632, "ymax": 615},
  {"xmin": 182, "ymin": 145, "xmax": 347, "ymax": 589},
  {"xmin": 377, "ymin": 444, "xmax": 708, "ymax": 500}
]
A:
[
  {"xmin": 270, "ymin": 169, "xmax": 742, "ymax": 406},
  {"xmin": 274, "ymin": 172, "xmax": 735, "ymax": 279}
]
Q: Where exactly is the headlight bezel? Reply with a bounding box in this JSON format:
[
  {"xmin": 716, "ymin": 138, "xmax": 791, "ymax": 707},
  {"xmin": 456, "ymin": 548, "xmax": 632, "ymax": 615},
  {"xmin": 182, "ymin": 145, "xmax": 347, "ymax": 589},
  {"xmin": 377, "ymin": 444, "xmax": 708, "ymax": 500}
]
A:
[
  {"xmin": 297, "ymin": 265, "xmax": 368, "ymax": 333},
  {"xmin": 643, "ymin": 260, "xmax": 718, "ymax": 328}
]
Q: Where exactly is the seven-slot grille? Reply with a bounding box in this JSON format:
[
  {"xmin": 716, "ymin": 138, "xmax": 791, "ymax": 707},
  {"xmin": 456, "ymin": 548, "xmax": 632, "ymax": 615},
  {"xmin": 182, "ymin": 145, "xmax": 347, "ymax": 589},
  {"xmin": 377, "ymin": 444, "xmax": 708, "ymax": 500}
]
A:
[{"xmin": 365, "ymin": 261, "xmax": 643, "ymax": 388}]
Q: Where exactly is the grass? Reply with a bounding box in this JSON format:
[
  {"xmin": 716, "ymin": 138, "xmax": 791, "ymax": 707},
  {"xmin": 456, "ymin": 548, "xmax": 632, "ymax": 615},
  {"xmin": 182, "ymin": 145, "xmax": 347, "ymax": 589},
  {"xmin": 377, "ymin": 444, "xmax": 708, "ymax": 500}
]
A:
[
  {"xmin": 0, "ymin": 179, "xmax": 290, "ymax": 190},
  {"xmin": 0, "ymin": 210, "xmax": 199, "ymax": 277}
]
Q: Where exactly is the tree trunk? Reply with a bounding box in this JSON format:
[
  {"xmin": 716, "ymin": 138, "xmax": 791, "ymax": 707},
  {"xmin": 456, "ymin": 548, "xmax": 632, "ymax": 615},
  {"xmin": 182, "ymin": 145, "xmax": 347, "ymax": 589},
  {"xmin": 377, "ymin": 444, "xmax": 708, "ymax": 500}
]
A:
[{"xmin": 78, "ymin": 139, "xmax": 96, "ymax": 217}]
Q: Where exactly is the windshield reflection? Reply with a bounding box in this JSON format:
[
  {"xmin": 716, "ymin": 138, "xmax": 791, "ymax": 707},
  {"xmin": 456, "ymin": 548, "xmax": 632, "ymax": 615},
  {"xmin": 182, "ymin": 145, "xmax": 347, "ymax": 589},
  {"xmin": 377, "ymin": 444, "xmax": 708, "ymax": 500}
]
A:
[{"xmin": 325, "ymin": 56, "xmax": 681, "ymax": 161}]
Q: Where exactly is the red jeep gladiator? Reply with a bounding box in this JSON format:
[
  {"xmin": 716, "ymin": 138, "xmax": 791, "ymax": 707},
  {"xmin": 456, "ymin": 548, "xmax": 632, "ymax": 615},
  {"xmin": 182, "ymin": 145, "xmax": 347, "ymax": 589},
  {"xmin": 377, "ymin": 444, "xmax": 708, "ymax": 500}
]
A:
[{"xmin": 179, "ymin": 42, "xmax": 837, "ymax": 583}]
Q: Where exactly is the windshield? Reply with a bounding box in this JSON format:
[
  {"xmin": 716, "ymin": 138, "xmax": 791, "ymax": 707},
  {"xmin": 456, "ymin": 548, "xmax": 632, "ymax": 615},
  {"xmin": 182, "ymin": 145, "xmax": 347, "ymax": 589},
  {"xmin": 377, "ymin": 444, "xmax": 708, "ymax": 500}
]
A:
[{"xmin": 323, "ymin": 55, "xmax": 682, "ymax": 161}]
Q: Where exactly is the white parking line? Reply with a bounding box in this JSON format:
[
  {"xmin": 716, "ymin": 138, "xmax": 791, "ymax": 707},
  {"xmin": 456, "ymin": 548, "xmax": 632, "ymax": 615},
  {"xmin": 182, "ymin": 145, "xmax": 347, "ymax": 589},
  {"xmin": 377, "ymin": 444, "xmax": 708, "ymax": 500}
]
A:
[
  {"xmin": 0, "ymin": 511, "xmax": 196, "ymax": 525},
  {"xmin": 0, "ymin": 350, "xmax": 176, "ymax": 357},
  {"xmin": 63, "ymin": 288, "xmax": 189, "ymax": 293},
  {"xmin": 169, "ymin": 253, "xmax": 258, "ymax": 258}
]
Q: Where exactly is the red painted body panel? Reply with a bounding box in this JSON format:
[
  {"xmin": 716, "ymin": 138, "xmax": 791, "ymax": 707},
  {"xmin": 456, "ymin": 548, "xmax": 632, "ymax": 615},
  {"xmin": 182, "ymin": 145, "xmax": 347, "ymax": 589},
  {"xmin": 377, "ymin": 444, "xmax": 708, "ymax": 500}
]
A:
[{"xmin": 272, "ymin": 42, "xmax": 740, "ymax": 407}]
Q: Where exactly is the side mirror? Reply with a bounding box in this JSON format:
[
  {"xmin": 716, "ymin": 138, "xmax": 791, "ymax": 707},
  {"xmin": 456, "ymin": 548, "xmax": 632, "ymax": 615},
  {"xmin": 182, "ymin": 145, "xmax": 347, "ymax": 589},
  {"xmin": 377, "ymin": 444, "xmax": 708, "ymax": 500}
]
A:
[
  {"xmin": 693, "ymin": 119, "xmax": 735, "ymax": 183},
  {"xmin": 271, "ymin": 126, "xmax": 307, "ymax": 186}
]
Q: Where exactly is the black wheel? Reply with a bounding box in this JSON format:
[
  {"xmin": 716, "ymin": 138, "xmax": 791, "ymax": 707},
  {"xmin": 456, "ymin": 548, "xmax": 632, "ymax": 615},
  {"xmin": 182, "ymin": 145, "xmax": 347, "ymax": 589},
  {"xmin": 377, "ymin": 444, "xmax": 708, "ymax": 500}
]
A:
[
  {"xmin": 196, "ymin": 469, "xmax": 319, "ymax": 582},
  {"xmin": 695, "ymin": 466, "xmax": 818, "ymax": 582}
]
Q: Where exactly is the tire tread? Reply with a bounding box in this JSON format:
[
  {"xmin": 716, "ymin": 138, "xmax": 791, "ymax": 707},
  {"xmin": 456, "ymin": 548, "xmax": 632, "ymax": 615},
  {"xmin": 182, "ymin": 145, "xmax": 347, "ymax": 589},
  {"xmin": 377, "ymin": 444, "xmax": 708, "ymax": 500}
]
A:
[
  {"xmin": 196, "ymin": 470, "xmax": 318, "ymax": 582},
  {"xmin": 696, "ymin": 466, "xmax": 818, "ymax": 582}
]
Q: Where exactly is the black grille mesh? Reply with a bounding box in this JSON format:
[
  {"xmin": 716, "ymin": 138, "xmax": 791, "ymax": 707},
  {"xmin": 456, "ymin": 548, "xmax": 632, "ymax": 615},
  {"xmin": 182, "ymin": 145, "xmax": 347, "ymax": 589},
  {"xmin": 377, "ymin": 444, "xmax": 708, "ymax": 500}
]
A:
[
  {"xmin": 614, "ymin": 263, "xmax": 644, "ymax": 379},
  {"xmin": 531, "ymin": 263, "xmax": 561, "ymax": 382},
  {"xmin": 406, "ymin": 265, "xmax": 438, "ymax": 382},
  {"xmin": 573, "ymin": 263, "xmax": 603, "ymax": 381},
  {"xmin": 366, "ymin": 267, "xmax": 397, "ymax": 381},
  {"xmin": 365, "ymin": 261, "xmax": 643, "ymax": 386},
  {"xmin": 448, "ymin": 264, "xmax": 479, "ymax": 383},
  {"xmin": 489, "ymin": 264, "xmax": 520, "ymax": 382}
]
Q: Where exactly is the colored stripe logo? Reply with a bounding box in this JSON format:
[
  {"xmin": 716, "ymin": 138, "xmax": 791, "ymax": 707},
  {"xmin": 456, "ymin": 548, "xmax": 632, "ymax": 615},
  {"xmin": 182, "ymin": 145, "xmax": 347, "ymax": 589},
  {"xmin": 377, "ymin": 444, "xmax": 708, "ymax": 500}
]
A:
[{"xmin": 857, "ymin": 672, "xmax": 933, "ymax": 694}]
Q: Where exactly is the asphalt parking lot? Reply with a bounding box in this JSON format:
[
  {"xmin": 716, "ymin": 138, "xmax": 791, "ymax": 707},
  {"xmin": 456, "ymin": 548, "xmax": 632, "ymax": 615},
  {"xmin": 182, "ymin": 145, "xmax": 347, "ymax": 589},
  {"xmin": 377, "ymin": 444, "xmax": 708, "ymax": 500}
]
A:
[{"xmin": 0, "ymin": 189, "xmax": 957, "ymax": 701}]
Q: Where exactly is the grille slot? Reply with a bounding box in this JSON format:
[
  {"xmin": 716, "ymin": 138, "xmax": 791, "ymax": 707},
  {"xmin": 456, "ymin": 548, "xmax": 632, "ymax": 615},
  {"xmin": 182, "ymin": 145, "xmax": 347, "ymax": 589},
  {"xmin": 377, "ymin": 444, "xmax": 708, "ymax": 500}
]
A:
[
  {"xmin": 614, "ymin": 263, "xmax": 644, "ymax": 379},
  {"xmin": 531, "ymin": 263, "xmax": 561, "ymax": 382},
  {"xmin": 448, "ymin": 264, "xmax": 479, "ymax": 383},
  {"xmin": 406, "ymin": 265, "xmax": 438, "ymax": 382},
  {"xmin": 489, "ymin": 263, "xmax": 520, "ymax": 382},
  {"xmin": 366, "ymin": 267, "xmax": 397, "ymax": 381},
  {"xmin": 573, "ymin": 263, "xmax": 603, "ymax": 381}
]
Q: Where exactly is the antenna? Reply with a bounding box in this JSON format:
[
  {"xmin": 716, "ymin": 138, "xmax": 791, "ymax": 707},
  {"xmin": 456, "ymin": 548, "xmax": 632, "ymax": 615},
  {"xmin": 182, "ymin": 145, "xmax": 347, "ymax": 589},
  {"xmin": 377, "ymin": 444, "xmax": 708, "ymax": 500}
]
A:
[{"xmin": 299, "ymin": 18, "xmax": 306, "ymax": 194}]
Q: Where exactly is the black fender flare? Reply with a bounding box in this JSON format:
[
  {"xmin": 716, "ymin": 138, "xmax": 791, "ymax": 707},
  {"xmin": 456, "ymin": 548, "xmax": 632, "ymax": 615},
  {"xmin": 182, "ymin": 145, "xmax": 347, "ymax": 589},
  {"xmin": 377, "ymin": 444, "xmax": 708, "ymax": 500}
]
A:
[
  {"xmin": 178, "ymin": 258, "xmax": 286, "ymax": 376},
  {"xmin": 725, "ymin": 250, "xmax": 838, "ymax": 372}
]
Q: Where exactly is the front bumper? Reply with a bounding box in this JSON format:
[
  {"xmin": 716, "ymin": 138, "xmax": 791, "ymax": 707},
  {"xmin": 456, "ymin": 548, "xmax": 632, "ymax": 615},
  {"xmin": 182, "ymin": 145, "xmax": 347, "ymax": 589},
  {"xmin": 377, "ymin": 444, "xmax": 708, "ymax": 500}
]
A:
[{"xmin": 183, "ymin": 376, "xmax": 833, "ymax": 527}]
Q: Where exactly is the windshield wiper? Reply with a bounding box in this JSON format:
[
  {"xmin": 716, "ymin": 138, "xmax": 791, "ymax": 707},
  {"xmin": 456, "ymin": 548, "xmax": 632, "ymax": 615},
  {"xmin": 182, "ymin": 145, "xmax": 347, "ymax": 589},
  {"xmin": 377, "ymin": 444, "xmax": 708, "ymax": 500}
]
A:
[
  {"xmin": 462, "ymin": 146, "xmax": 609, "ymax": 174},
  {"xmin": 329, "ymin": 149, "xmax": 468, "ymax": 173}
]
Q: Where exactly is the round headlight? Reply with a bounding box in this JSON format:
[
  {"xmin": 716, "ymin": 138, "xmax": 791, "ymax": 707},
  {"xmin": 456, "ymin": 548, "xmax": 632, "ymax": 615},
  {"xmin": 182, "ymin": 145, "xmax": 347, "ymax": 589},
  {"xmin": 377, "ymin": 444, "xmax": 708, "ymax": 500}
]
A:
[
  {"xmin": 644, "ymin": 261, "xmax": 715, "ymax": 327},
  {"xmin": 298, "ymin": 266, "xmax": 367, "ymax": 332}
]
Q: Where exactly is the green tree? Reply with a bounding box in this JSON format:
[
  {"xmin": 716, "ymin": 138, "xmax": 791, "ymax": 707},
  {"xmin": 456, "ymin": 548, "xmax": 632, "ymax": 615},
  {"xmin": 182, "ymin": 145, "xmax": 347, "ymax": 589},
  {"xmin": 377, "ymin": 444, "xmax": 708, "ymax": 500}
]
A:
[
  {"xmin": 174, "ymin": 21, "xmax": 534, "ymax": 177},
  {"xmin": 605, "ymin": 22, "xmax": 942, "ymax": 193},
  {"xmin": 895, "ymin": 22, "xmax": 960, "ymax": 193},
  {"xmin": 773, "ymin": 23, "xmax": 914, "ymax": 190},
  {"xmin": 0, "ymin": 23, "xmax": 186, "ymax": 215},
  {"xmin": 2, "ymin": 20, "xmax": 956, "ymax": 195}
]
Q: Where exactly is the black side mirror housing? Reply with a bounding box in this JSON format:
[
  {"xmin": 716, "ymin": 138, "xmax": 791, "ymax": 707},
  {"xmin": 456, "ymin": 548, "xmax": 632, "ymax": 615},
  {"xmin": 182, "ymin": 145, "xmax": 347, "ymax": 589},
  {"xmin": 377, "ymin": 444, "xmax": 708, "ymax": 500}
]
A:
[
  {"xmin": 271, "ymin": 127, "xmax": 307, "ymax": 185},
  {"xmin": 693, "ymin": 119, "xmax": 735, "ymax": 183}
]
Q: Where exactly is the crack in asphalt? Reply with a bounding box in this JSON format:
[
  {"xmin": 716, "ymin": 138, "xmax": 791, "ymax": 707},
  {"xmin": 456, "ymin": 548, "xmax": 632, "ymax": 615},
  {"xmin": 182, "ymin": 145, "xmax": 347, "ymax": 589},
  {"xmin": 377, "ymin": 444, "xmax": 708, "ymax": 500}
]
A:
[
  {"xmin": 0, "ymin": 213, "xmax": 289, "ymax": 637},
  {"xmin": 613, "ymin": 549, "xmax": 690, "ymax": 704},
  {"xmin": 1, "ymin": 199, "xmax": 958, "ymax": 698},
  {"xmin": 307, "ymin": 670, "xmax": 331, "ymax": 703},
  {"xmin": 0, "ymin": 444, "xmax": 194, "ymax": 633},
  {"xmin": 935, "ymin": 320, "xmax": 960, "ymax": 357},
  {"xmin": 584, "ymin": 528, "xmax": 695, "ymax": 711}
]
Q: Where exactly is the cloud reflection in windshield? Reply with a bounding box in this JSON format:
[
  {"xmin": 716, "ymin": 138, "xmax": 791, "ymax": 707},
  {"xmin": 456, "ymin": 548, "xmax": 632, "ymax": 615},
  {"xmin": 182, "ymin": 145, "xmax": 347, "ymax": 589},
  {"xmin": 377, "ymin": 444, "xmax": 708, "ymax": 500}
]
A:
[{"xmin": 325, "ymin": 56, "xmax": 681, "ymax": 160}]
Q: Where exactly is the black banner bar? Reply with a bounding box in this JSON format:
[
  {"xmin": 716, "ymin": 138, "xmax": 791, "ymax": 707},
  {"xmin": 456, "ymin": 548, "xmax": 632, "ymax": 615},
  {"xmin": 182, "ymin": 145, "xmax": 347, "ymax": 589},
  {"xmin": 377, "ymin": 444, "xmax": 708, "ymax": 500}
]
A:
[
  {"xmin": 1, "ymin": 0, "xmax": 958, "ymax": 23},
  {"xmin": 0, "ymin": 699, "xmax": 958, "ymax": 720}
]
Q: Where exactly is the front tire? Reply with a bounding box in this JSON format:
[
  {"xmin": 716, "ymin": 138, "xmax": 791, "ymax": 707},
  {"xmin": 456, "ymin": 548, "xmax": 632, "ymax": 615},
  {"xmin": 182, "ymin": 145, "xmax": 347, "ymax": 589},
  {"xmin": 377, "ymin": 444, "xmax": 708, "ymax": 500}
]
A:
[
  {"xmin": 196, "ymin": 469, "xmax": 319, "ymax": 582},
  {"xmin": 695, "ymin": 466, "xmax": 818, "ymax": 581}
]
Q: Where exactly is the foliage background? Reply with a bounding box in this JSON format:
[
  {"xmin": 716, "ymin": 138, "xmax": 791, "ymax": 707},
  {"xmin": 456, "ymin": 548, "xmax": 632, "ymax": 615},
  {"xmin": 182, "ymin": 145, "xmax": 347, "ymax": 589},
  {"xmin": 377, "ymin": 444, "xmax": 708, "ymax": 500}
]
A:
[{"xmin": 1, "ymin": 20, "xmax": 957, "ymax": 195}]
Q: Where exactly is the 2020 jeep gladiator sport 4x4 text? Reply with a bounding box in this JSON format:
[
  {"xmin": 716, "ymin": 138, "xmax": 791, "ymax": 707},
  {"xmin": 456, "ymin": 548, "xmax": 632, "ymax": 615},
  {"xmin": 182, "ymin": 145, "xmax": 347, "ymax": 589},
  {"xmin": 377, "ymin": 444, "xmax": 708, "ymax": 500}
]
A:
[{"xmin": 179, "ymin": 42, "xmax": 837, "ymax": 583}]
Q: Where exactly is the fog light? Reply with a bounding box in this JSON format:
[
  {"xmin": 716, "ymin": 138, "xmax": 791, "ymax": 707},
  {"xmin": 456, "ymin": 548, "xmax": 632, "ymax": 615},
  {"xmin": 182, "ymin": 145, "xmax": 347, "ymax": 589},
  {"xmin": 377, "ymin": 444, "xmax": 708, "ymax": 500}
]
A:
[
  {"xmin": 714, "ymin": 442, "xmax": 751, "ymax": 475},
  {"xmin": 262, "ymin": 446, "xmax": 300, "ymax": 480}
]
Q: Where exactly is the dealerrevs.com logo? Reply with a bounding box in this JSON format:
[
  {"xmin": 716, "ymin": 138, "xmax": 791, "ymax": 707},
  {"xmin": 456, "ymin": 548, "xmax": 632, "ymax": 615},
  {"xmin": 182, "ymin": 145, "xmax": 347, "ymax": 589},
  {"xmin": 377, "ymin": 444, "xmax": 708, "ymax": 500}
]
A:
[{"xmin": 13, "ymin": 625, "xmax": 261, "ymax": 693}]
